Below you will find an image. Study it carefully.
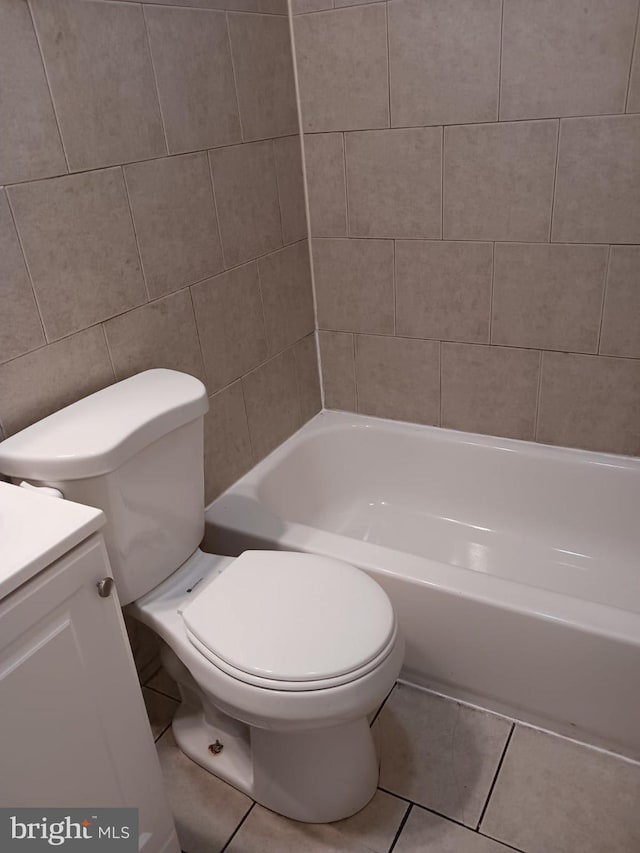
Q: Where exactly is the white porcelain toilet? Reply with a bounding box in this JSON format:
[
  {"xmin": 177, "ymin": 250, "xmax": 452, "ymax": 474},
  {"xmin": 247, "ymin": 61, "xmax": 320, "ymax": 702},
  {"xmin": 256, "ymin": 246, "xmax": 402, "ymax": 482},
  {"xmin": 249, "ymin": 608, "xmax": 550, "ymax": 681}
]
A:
[{"xmin": 0, "ymin": 369, "xmax": 404, "ymax": 823}]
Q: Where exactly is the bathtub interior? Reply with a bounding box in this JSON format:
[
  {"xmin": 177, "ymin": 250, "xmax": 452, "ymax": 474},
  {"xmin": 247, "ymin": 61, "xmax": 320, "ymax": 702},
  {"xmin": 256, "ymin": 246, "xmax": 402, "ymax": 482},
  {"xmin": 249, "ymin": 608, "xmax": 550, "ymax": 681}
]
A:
[{"xmin": 242, "ymin": 416, "xmax": 640, "ymax": 613}]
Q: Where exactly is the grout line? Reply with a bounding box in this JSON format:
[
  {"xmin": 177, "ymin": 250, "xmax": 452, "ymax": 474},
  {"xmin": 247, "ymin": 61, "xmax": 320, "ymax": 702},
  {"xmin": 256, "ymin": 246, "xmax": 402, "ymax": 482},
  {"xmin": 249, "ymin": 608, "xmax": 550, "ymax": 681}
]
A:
[
  {"xmin": 387, "ymin": 803, "xmax": 412, "ymax": 853},
  {"xmin": 27, "ymin": 0, "xmax": 71, "ymax": 174},
  {"xmin": 476, "ymin": 722, "xmax": 515, "ymax": 831},
  {"xmin": 385, "ymin": 0, "xmax": 391, "ymax": 128},
  {"xmin": 3, "ymin": 189, "xmax": 49, "ymax": 345},
  {"xmin": 548, "ymin": 119, "xmax": 561, "ymax": 241},
  {"xmin": 496, "ymin": 0, "xmax": 505, "ymax": 121},
  {"xmin": 100, "ymin": 324, "xmax": 118, "ymax": 383},
  {"xmin": 440, "ymin": 125, "xmax": 444, "ymax": 238},
  {"xmin": 271, "ymin": 139, "xmax": 287, "ymax": 247},
  {"xmin": 370, "ymin": 681, "xmax": 397, "ymax": 727},
  {"xmin": 239, "ymin": 376, "xmax": 257, "ymax": 464},
  {"xmin": 597, "ymin": 245, "xmax": 613, "ymax": 354},
  {"xmin": 153, "ymin": 721, "xmax": 173, "ymax": 745},
  {"xmin": 121, "ymin": 166, "xmax": 151, "ymax": 302},
  {"xmin": 343, "ymin": 132, "xmax": 351, "ymax": 237},
  {"xmin": 488, "ymin": 242, "xmax": 495, "ymax": 343},
  {"xmin": 188, "ymin": 286, "xmax": 209, "ymax": 384},
  {"xmin": 207, "ymin": 151, "xmax": 229, "ymax": 270},
  {"xmin": 144, "ymin": 683, "xmax": 180, "ymax": 704},
  {"xmin": 625, "ymin": 0, "xmax": 640, "ymax": 112},
  {"xmin": 141, "ymin": 5, "xmax": 170, "ymax": 156},
  {"xmin": 220, "ymin": 802, "xmax": 255, "ymax": 853},
  {"xmin": 255, "ymin": 261, "xmax": 271, "ymax": 356},
  {"xmin": 533, "ymin": 349, "xmax": 544, "ymax": 442},
  {"xmin": 225, "ymin": 12, "xmax": 246, "ymax": 143}
]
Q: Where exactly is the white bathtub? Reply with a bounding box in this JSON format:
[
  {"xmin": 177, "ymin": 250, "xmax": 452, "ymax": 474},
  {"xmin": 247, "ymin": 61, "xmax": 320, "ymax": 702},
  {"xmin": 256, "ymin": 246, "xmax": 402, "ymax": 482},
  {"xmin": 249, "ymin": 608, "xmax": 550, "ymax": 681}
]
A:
[{"xmin": 205, "ymin": 411, "xmax": 640, "ymax": 759}]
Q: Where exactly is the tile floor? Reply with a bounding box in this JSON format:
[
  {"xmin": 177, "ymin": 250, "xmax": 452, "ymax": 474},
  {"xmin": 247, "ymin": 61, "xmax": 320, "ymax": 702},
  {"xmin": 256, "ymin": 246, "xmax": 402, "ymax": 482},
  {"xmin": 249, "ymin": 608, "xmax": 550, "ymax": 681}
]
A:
[{"xmin": 142, "ymin": 674, "xmax": 640, "ymax": 853}]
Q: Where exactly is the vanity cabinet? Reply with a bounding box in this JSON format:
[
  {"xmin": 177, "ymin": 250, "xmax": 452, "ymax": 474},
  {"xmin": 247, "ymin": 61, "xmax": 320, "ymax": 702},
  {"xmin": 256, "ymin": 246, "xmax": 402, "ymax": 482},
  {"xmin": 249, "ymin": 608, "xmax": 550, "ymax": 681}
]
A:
[{"xmin": 0, "ymin": 504, "xmax": 179, "ymax": 853}]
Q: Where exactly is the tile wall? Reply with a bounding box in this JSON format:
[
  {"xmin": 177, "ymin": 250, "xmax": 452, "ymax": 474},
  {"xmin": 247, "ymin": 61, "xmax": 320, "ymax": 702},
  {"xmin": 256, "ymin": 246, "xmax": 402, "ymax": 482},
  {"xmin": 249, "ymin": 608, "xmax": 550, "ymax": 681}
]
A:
[
  {"xmin": 293, "ymin": 0, "xmax": 640, "ymax": 456},
  {"xmin": 0, "ymin": 0, "xmax": 319, "ymax": 502}
]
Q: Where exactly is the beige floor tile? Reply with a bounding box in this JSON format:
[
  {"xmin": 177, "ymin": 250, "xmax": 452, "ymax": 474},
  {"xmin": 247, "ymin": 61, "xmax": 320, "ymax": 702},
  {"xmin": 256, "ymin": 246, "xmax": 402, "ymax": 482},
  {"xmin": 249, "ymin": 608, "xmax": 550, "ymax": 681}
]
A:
[
  {"xmin": 375, "ymin": 684, "xmax": 512, "ymax": 828},
  {"xmin": 145, "ymin": 668, "xmax": 180, "ymax": 702},
  {"xmin": 156, "ymin": 729, "xmax": 252, "ymax": 853},
  {"xmin": 226, "ymin": 789, "xmax": 408, "ymax": 853},
  {"xmin": 141, "ymin": 687, "xmax": 178, "ymax": 741},
  {"xmin": 394, "ymin": 805, "xmax": 516, "ymax": 853},
  {"xmin": 481, "ymin": 725, "xmax": 640, "ymax": 853}
]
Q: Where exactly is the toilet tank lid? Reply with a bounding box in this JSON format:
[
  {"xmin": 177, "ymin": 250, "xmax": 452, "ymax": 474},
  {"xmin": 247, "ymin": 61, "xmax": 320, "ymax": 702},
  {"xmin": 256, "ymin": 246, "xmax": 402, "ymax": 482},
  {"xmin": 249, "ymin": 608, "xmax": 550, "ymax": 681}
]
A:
[{"xmin": 0, "ymin": 370, "xmax": 209, "ymax": 481}]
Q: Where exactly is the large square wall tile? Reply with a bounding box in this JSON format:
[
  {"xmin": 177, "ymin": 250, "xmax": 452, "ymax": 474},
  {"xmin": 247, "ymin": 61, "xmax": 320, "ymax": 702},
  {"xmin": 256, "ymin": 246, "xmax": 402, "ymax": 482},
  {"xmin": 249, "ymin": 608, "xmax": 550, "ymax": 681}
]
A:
[
  {"xmin": 8, "ymin": 169, "xmax": 147, "ymax": 342},
  {"xmin": 500, "ymin": 0, "xmax": 638, "ymax": 120},
  {"xmin": 313, "ymin": 238, "xmax": 394, "ymax": 334},
  {"xmin": 204, "ymin": 381, "xmax": 253, "ymax": 502},
  {"xmin": 242, "ymin": 350, "xmax": 302, "ymax": 461},
  {"xmin": 258, "ymin": 241, "xmax": 315, "ymax": 354},
  {"xmin": 144, "ymin": 6, "xmax": 240, "ymax": 154},
  {"xmin": 304, "ymin": 133, "xmax": 348, "ymax": 237},
  {"xmin": 552, "ymin": 115, "xmax": 640, "ymax": 244},
  {"xmin": 600, "ymin": 246, "xmax": 640, "ymax": 358},
  {"xmin": 444, "ymin": 120, "xmax": 558, "ymax": 242},
  {"xmin": 295, "ymin": 5, "xmax": 389, "ymax": 132},
  {"xmin": 318, "ymin": 331, "xmax": 356, "ymax": 411},
  {"xmin": 30, "ymin": 0, "xmax": 165, "ymax": 171},
  {"xmin": 346, "ymin": 128, "xmax": 442, "ymax": 239},
  {"xmin": 389, "ymin": 0, "xmax": 501, "ymax": 127}
]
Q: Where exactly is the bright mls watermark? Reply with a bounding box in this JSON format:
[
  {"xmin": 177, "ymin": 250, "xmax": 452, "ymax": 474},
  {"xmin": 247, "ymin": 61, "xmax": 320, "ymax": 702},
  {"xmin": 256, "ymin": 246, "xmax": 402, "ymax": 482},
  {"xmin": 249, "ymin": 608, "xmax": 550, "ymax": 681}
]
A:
[{"xmin": 0, "ymin": 809, "xmax": 138, "ymax": 852}]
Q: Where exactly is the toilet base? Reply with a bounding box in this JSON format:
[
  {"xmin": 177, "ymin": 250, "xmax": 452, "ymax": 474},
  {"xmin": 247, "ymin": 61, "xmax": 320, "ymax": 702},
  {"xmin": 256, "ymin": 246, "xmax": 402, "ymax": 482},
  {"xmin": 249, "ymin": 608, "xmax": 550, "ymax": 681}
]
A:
[{"xmin": 172, "ymin": 696, "xmax": 379, "ymax": 823}]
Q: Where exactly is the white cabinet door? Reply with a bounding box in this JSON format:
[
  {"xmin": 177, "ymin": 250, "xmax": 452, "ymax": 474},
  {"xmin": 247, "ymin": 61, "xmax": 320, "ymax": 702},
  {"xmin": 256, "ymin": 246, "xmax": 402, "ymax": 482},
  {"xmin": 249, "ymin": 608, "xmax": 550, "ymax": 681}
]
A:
[{"xmin": 0, "ymin": 534, "xmax": 179, "ymax": 853}]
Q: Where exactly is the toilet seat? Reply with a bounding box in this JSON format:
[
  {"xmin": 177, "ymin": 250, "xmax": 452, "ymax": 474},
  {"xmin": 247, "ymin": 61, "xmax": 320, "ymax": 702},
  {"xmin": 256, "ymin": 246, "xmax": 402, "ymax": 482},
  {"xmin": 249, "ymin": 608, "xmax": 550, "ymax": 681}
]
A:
[{"xmin": 181, "ymin": 551, "xmax": 396, "ymax": 692}]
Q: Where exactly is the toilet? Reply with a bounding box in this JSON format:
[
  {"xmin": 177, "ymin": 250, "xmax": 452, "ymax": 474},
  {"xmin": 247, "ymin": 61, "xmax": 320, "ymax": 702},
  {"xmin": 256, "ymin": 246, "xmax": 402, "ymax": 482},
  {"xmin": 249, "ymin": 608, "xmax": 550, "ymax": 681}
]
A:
[{"xmin": 0, "ymin": 369, "xmax": 403, "ymax": 823}]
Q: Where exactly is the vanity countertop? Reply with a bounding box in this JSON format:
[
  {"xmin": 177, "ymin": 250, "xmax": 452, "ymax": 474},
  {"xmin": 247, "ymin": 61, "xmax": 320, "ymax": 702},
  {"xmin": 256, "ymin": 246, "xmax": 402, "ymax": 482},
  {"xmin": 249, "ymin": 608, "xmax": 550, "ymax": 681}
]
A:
[{"xmin": 0, "ymin": 481, "xmax": 104, "ymax": 600}]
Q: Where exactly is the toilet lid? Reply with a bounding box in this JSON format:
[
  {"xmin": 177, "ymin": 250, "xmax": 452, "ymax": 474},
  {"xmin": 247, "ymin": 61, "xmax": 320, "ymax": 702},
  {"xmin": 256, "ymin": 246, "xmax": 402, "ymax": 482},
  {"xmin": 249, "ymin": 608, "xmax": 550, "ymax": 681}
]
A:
[{"xmin": 180, "ymin": 551, "xmax": 395, "ymax": 684}]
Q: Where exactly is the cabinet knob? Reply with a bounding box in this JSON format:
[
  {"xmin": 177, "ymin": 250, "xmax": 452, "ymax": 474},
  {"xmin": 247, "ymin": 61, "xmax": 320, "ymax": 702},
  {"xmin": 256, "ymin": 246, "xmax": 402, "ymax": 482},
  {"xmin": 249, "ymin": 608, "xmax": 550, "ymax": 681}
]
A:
[{"xmin": 97, "ymin": 577, "xmax": 115, "ymax": 598}]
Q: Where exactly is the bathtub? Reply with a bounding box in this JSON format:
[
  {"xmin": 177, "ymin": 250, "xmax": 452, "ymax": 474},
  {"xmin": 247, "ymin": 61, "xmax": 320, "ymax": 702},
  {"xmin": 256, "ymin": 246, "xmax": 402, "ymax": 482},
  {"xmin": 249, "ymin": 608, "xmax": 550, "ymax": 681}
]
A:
[{"xmin": 205, "ymin": 411, "xmax": 640, "ymax": 759}]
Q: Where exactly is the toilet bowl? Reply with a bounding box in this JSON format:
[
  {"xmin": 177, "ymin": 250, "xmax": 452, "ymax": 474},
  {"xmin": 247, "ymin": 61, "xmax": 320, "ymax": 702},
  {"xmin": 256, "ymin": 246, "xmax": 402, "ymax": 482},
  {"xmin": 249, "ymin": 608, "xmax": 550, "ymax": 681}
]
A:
[{"xmin": 0, "ymin": 369, "xmax": 404, "ymax": 823}]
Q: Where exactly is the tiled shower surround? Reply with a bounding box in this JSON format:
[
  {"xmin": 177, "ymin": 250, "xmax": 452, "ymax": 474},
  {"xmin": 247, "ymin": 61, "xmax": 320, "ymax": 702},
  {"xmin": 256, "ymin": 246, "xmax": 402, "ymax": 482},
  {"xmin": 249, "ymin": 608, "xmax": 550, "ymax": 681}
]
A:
[
  {"xmin": 294, "ymin": 0, "xmax": 640, "ymax": 456},
  {"xmin": 0, "ymin": 0, "xmax": 319, "ymax": 503},
  {"xmin": 1, "ymin": 0, "xmax": 640, "ymax": 483}
]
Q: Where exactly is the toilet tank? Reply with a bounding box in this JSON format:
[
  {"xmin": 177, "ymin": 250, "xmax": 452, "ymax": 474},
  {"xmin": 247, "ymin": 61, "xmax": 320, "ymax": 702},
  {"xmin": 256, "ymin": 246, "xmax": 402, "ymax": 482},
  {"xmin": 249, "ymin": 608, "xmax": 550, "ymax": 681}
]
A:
[{"xmin": 0, "ymin": 370, "xmax": 209, "ymax": 605}]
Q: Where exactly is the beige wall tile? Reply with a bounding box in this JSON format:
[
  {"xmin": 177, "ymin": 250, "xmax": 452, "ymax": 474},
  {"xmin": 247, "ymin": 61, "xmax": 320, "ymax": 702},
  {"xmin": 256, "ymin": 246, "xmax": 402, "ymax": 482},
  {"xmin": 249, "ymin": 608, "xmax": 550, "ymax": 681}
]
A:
[
  {"xmin": 191, "ymin": 263, "xmax": 267, "ymax": 393},
  {"xmin": 228, "ymin": 13, "xmax": 298, "ymax": 141},
  {"xmin": 210, "ymin": 141, "xmax": 283, "ymax": 267},
  {"xmin": 292, "ymin": 0, "xmax": 334, "ymax": 11},
  {"xmin": 313, "ymin": 238, "xmax": 394, "ymax": 334},
  {"xmin": 394, "ymin": 806, "xmax": 514, "ymax": 853},
  {"xmin": 273, "ymin": 136, "xmax": 308, "ymax": 245},
  {"xmin": 334, "ymin": 0, "xmax": 384, "ymax": 6},
  {"xmin": 318, "ymin": 331, "xmax": 356, "ymax": 411},
  {"xmin": 389, "ymin": 0, "xmax": 501, "ymax": 127},
  {"xmin": 444, "ymin": 120, "xmax": 558, "ymax": 242},
  {"xmin": 294, "ymin": 5, "xmax": 389, "ymax": 132},
  {"xmin": 304, "ymin": 133, "xmax": 347, "ymax": 237},
  {"xmin": 8, "ymin": 169, "xmax": 147, "ymax": 342},
  {"xmin": 537, "ymin": 351, "xmax": 640, "ymax": 455},
  {"xmin": 600, "ymin": 246, "xmax": 640, "ymax": 358},
  {"xmin": 0, "ymin": 192, "xmax": 45, "ymax": 364},
  {"xmin": 124, "ymin": 153, "xmax": 223, "ymax": 299},
  {"xmin": 242, "ymin": 349, "xmax": 302, "ymax": 461},
  {"xmin": 144, "ymin": 6, "xmax": 240, "ymax": 154},
  {"xmin": 0, "ymin": 0, "xmax": 66, "ymax": 184},
  {"xmin": 226, "ymin": 790, "xmax": 407, "ymax": 853},
  {"xmin": 103, "ymin": 290, "xmax": 206, "ymax": 384},
  {"xmin": 355, "ymin": 335, "xmax": 440, "ymax": 425},
  {"xmin": 628, "ymin": 27, "xmax": 640, "ymax": 113},
  {"xmin": 30, "ymin": 0, "xmax": 165, "ymax": 172},
  {"xmin": 500, "ymin": 0, "xmax": 638, "ymax": 121},
  {"xmin": 552, "ymin": 115, "xmax": 640, "ymax": 244},
  {"xmin": 0, "ymin": 327, "xmax": 114, "ymax": 436},
  {"xmin": 204, "ymin": 381, "xmax": 253, "ymax": 502},
  {"xmin": 441, "ymin": 343, "xmax": 540, "ymax": 440},
  {"xmin": 346, "ymin": 128, "xmax": 442, "ymax": 239},
  {"xmin": 375, "ymin": 683, "xmax": 512, "ymax": 827},
  {"xmin": 481, "ymin": 726, "xmax": 640, "ymax": 853},
  {"xmin": 492, "ymin": 243, "xmax": 609, "ymax": 353},
  {"xmin": 396, "ymin": 241, "xmax": 492, "ymax": 343},
  {"xmin": 293, "ymin": 334, "xmax": 322, "ymax": 422},
  {"xmin": 258, "ymin": 241, "xmax": 315, "ymax": 354}
]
